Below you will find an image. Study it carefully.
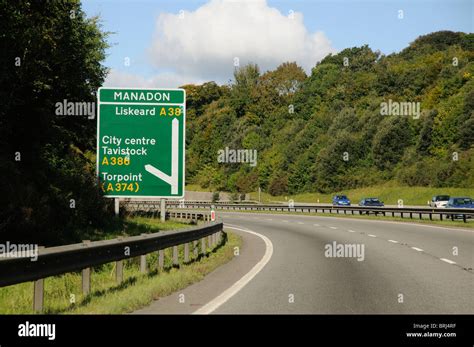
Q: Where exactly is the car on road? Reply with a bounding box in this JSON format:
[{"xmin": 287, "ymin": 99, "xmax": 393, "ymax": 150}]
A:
[
  {"xmin": 332, "ymin": 195, "xmax": 351, "ymax": 206},
  {"xmin": 359, "ymin": 198, "xmax": 384, "ymax": 207},
  {"xmin": 445, "ymin": 197, "xmax": 474, "ymax": 219},
  {"xmin": 446, "ymin": 197, "xmax": 474, "ymax": 208},
  {"xmin": 429, "ymin": 195, "xmax": 450, "ymax": 208}
]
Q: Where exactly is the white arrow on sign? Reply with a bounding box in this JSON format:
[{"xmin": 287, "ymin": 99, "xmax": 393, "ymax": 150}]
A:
[{"xmin": 144, "ymin": 118, "xmax": 179, "ymax": 195}]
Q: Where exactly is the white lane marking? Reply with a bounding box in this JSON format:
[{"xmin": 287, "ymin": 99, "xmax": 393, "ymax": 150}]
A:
[
  {"xmin": 297, "ymin": 222, "xmax": 304, "ymax": 225},
  {"xmin": 440, "ymin": 258, "xmax": 456, "ymax": 265},
  {"xmin": 282, "ymin": 220, "xmax": 289, "ymax": 223},
  {"xmin": 411, "ymin": 247, "xmax": 424, "ymax": 252},
  {"xmin": 368, "ymin": 234, "xmax": 376, "ymax": 238},
  {"xmin": 194, "ymin": 225, "xmax": 274, "ymax": 315},
  {"xmin": 348, "ymin": 229, "xmax": 355, "ymax": 233},
  {"xmin": 313, "ymin": 224, "xmax": 320, "ymax": 227},
  {"xmin": 265, "ymin": 218, "xmax": 273, "ymax": 221},
  {"xmin": 388, "ymin": 240, "xmax": 399, "ymax": 243},
  {"xmin": 330, "ymin": 226, "xmax": 337, "ymax": 230}
]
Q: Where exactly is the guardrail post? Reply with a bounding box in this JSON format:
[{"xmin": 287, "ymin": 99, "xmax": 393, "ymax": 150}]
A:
[
  {"xmin": 116, "ymin": 260, "xmax": 123, "ymax": 284},
  {"xmin": 194, "ymin": 240, "xmax": 198, "ymax": 258},
  {"xmin": 33, "ymin": 246, "xmax": 45, "ymax": 313},
  {"xmin": 201, "ymin": 238, "xmax": 206, "ymax": 255},
  {"xmin": 160, "ymin": 198, "xmax": 166, "ymax": 222},
  {"xmin": 140, "ymin": 255, "xmax": 147, "ymax": 273},
  {"xmin": 82, "ymin": 241, "xmax": 91, "ymax": 295},
  {"xmin": 33, "ymin": 277, "xmax": 44, "ymax": 313},
  {"xmin": 184, "ymin": 243, "xmax": 189, "ymax": 263},
  {"xmin": 173, "ymin": 246, "xmax": 179, "ymax": 266},
  {"xmin": 158, "ymin": 250, "xmax": 164, "ymax": 270}
]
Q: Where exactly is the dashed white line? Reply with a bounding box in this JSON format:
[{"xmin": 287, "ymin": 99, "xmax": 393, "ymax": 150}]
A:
[
  {"xmin": 265, "ymin": 218, "xmax": 273, "ymax": 221},
  {"xmin": 282, "ymin": 220, "xmax": 289, "ymax": 223},
  {"xmin": 297, "ymin": 222, "xmax": 304, "ymax": 225},
  {"xmin": 388, "ymin": 240, "xmax": 399, "ymax": 243},
  {"xmin": 411, "ymin": 247, "xmax": 424, "ymax": 252},
  {"xmin": 368, "ymin": 234, "xmax": 376, "ymax": 237},
  {"xmin": 313, "ymin": 224, "xmax": 320, "ymax": 227},
  {"xmin": 330, "ymin": 226, "xmax": 337, "ymax": 229},
  {"xmin": 440, "ymin": 258, "xmax": 456, "ymax": 265},
  {"xmin": 348, "ymin": 229, "xmax": 355, "ymax": 233}
]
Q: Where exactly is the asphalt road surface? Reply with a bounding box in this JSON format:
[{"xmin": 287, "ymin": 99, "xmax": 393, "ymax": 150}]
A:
[{"xmin": 134, "ymin": 212, "xmax": 474, "ymax": 314}]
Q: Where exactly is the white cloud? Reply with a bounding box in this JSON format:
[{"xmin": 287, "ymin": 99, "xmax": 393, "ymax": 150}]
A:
[
  {"xmin": 104, "ymin": 69, "xmax": 204, "ymax": 88},
  {"xmin": 149, "ymin": 0, "xmax": 335, "ymax": 82},
  {"xmin": 105, "ymin": 0, "xmax": 335, "ymax": 87}
]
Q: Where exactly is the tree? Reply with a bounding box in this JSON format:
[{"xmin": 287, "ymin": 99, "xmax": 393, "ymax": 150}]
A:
[
  {"xmin": 372, "ymin": 117, "xmax": 412, "ymax": 170},
  {"xmin": 0, "ymin": 1, "xmax": 111, "ymax": 245}
]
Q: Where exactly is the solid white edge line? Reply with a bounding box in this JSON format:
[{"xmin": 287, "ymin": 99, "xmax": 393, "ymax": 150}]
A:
[
  {"xmin": 411, "ymin": 247, "xmax": 424, "ymax": 252},
  {"xmin": 193, "ymin": 225, "xmax": 274, "ymax": 315},
  {"xmin": 440, "ymin": 258, "xmax": 456, "ymax": 265}
]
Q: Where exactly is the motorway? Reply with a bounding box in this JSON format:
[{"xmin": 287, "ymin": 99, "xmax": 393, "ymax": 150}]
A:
[{"xmin": 134, "ymin": 212, "xmax": 474, "ymax": 314}]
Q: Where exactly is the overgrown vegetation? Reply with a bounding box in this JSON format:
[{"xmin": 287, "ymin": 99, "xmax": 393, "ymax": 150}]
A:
[
  {"xmin": 185, "ymin": 31, "xmax": 474, "ymax": 195},
  {"xmin": 0, "ymin": 1, "xmax": 112, "ymax": 245}
]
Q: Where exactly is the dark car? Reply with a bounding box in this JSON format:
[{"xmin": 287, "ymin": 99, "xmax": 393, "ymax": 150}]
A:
[
  {"xmin": 445, "ymin": 197, "xmax": 474, "ymax": 219},
  {"xmin": 359, "ymin": 198, "xmax": 384, "ymax": 207},
  {"xmin": 446, "ymin": 197, "xmax": 474, "ymax": 208},
  {"xmin": 332, "ymin": 195, "xmax": 350, "ymax": 206}
]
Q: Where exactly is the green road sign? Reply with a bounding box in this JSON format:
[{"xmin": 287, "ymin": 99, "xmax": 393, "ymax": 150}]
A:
[{"xmin": 97, "ymin": 87, "xmax": 185, "ymax": 198}]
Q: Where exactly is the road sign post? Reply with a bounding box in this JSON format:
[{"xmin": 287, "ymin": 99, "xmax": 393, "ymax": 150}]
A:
[{"xmin": 97, "ymin": 88, "xmax": 185, "ymax": 199}]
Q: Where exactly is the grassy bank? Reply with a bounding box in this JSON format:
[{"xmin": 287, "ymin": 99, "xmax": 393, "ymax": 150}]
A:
[
  {"xmin": 248, "ymin": 183, "xmax": 474, "ymax": 206},
  {"xmin": 0, "ymin": 217, "xmax": 241, "ymax": 314}
]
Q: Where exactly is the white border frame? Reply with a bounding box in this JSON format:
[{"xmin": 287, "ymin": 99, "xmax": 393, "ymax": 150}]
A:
[{"xmin": 96, "ymin": 87, "xmax": 186, "ymax": 199}]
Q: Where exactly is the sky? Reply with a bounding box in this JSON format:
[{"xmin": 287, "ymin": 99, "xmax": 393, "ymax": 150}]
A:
[{"xmin": 82, "ymin": 0, "xmax": 473, "ymax": 88}]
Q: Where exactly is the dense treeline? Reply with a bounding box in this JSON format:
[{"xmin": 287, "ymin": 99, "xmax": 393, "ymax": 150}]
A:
[
  {"xmin": 185, "ymin": 31, "xmax": 474, "ymax": 196},
  {"xmin": 0, "ymin": 1, "xmax": 114, "ymax": 245}
]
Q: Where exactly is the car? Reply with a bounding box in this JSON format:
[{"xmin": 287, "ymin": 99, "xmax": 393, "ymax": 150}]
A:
[
  {"xmin": 359, "ymin": 198, "xmax": 384, "ymax": 207},
  {"xmin": 332, "ymin": 195, "xmax": 350, "ymax": 206},
  {"xmin": 446, "ymin": 197, "xmax": 474, "ymax": 208},
  {"xmin": 445, "ymin": 197, "xmax": 474, "ymax": 219},
  {"xmin": 429, "ymin": 195, "xmax": 450, "ymax": 208}
]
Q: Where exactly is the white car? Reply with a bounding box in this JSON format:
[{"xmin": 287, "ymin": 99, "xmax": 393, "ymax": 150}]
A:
[{"xmin": 429, "ymin": 195, "xmax": 450, "ymax": 208}]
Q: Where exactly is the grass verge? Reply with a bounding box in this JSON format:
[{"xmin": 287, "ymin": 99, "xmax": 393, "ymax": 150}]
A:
[
  {"xmin": 249, "ymin": 183, "xmax": 474, "ymax": 205},
  {"xmin": 0, "ymin": 220, "xmax": 241, "ymax": 314}
]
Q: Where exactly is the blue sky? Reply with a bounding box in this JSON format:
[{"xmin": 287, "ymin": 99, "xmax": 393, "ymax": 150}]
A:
[{"xmin": 82, "ymin": 0, "xmax": 473, "ymax": 87}]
